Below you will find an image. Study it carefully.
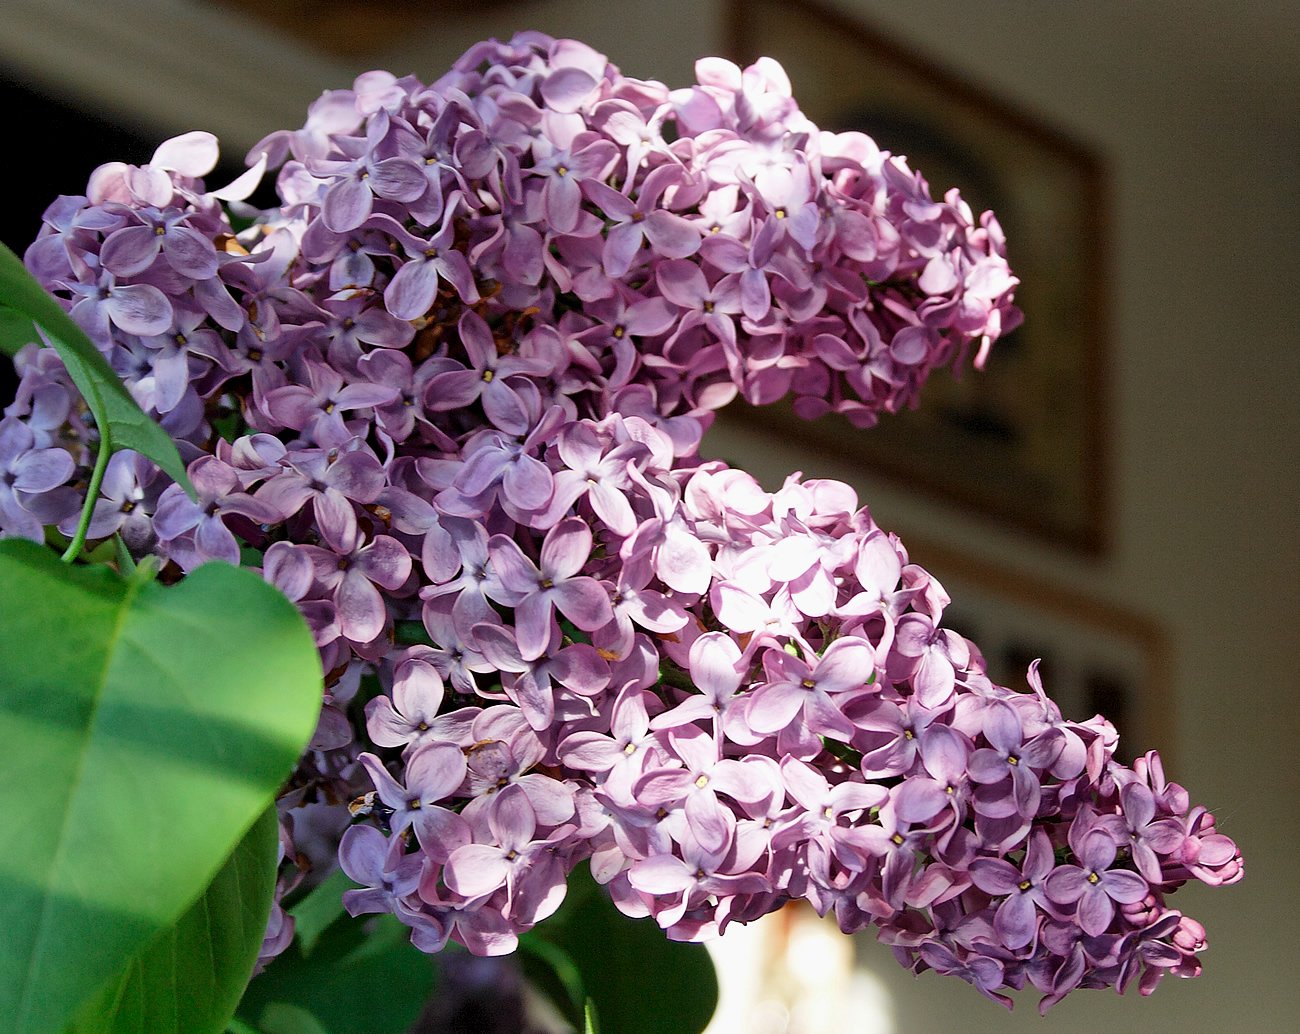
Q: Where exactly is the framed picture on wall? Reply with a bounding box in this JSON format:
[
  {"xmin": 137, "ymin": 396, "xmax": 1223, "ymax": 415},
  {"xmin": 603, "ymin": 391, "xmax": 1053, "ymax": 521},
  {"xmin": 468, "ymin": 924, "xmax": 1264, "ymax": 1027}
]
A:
[{"xmin": 722, "ymin": 0, "xmax": 1110, "ymax": 554}]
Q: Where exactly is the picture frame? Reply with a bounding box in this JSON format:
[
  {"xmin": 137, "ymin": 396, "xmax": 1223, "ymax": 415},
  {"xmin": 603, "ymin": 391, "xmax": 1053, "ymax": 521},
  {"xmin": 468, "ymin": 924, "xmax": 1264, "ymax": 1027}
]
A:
[{"xmin": 722, "ymin": 0, "xmax": 1110, "ymax": 554}]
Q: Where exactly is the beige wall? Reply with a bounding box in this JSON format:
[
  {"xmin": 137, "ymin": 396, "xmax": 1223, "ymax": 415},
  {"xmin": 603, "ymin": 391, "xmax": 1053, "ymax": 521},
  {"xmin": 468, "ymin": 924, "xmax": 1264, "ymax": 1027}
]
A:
[{"xmin": 4, "ymin": 0, "xmax": 1295, "ymax": 1028}]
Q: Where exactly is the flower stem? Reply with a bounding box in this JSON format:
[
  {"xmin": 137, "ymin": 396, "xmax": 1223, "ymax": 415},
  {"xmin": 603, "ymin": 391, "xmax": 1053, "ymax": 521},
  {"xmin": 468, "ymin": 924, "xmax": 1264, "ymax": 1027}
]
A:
[{"xmin": 61, "ymin": 438, "xmax": 110, "ymax": 563}]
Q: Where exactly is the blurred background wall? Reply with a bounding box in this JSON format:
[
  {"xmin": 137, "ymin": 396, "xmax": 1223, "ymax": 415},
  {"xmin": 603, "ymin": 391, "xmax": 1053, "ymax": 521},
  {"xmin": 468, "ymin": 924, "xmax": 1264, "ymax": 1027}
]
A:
[{"xmin": 2, "ymin": 1, "xmax": 1295, "ymax": 1030}]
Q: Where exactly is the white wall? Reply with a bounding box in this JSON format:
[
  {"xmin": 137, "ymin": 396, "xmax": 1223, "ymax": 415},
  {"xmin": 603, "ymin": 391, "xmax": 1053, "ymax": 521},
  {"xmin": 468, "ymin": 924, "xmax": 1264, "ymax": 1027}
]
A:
[{"xmin": 4, "ymin": 1, "xmax": 1295, "ymax": 1028}]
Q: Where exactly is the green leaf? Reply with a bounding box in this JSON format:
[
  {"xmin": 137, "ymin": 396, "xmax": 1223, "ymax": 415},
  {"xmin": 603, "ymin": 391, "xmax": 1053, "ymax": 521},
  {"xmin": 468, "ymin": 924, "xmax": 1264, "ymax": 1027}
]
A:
[
  {"xmin": 254, "ymin": 1006, "xmax": 328, "ymax": 1034},
  {"xmin": 0, "ymin": 539, "xmax": 322, "ymax": 1034},
  {"xmin": 584, "ymin": 999, "xmax": 601, "ymax": 1034},
  {"xmin": 0, "ymin": 243, "xmax": 192, "ymax": 495},
  {"xmin": 535, "ymin": 866, "xmax": 718, "ymax": 1034},
  {"xmin": 285, "ymin": 867, "xmax": 355, "ymax": 957},
  {"xmin": 67, "ymin": 808, "xmax": 280, "ymax": 1034},
  {"xmin": 518, "ymin": 933, "xmax": 587, "ymax": 1027},
  {"xmin": 238, "ymin": 915, "xmax": 436, "ymax": 1034}
]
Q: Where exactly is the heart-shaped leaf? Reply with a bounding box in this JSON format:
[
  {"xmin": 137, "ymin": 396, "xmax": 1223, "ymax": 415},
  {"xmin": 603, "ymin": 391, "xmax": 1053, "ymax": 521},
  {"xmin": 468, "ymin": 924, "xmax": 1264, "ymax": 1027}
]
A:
[
  {"xmin": 0, "ymin": 539, "xmax": 322, "ymax": 1034},
  {"xmin": 68, "ymin": 807, "xmax": 280, "ymax": 1034},
  {"xmin": 533, "ymin": 866, "xmax": 718, "ymax": 1034},
  {"xmin": 0, "ymin": 242, "xmax": 192, "ymax": 494}
]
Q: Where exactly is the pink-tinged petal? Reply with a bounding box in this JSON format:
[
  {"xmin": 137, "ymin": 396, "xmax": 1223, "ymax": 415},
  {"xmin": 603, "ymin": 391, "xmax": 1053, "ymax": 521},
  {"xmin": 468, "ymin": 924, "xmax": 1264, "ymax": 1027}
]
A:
[
  {"xmin": 983, "ymin": 702, "xmax": 1024, "ymax": 754},
  {"xmin": 789, "ymin": 566, "xmax": 836, "ymax": 618},
  {"xmin": 444, "ymin": 845, "xmax": 510, "ymax": 898},
  {"xmin": 485, "ymin": 535, "xmax": 539, "ymax": 598},
  {"xmin": 969, "ymin": 858, "xmax": 1021, "ymax": 896},
  {"xmin": 385, "ymin": 257, "xmax": 444, "ymax": 321},
  {"xmin": 163, "ymin": 225, "xmax": 219, "ymax": 279},
  {"xmin": 1044, "ymin": 866, "xmax": 1088, "ymax": 904},
  {"xmin": 710, "ymin": 582, "xmax": 768, "ymax": 635},
  {"xmin": 804, "ymin": 689, "xmax": 856, "ymax": 740},
  {"xmin": 106, "ymin": 284, "xmax": 173, "ymax": 336},
  {"xmin": 553, "ymin": 577, "xmax": 613, "ymax": 632},
  {"xmin": 968, "ymin": 748, "xmax": 1008, "ymax": 785},
  {"xmin": 546, "ymin": 174, "xmax": 582, "ymax": 233},
  {"xmin": 336, "ymin": 381, "xmax": 401, "ymax": 411},
  {"xmin": 813, "ymin": 638, "xmax": 875, "ymax": 693},
  {"xmin": 624, "ymin": 587, "xmax": 688, "ymax": 634},
  {"xmin": 548, "ymin": 644, "xmax": 610, "ymax": 696},
  {"xmin": 358, "ymin": 751, "xmax": 409, "ymax": 811},
  {"xmin": 336, "ymin": 569, "xmax": 387, "ymax": 642},
  {"xmin": 406, "ymin": 741, "xmax": 468, "ymax": 804},
  {"xmin": 313, "ymin": 490, "xmax": 358, "ymax": 552},
  {"xmin": 364, "ymin": 694, "xmax": 417, "ymax": 748},
  {"xmin": 514, "ymin": 592, "xmax": 556, "ymax": 662},
  {"xmin": 624, "ymin": 296, "xmax": 678, "ymax": 336},
  {"xmin": 685, "ymin": 790, "xmax": 731, "ymax": 854},
  {"xmin": 588, "ymin": 481, "xmax": 636, "ymax": 537},
  {"xmin": 628, "ymin": 854, "xmax": 693, "ymax": 896},
  {"xmin": 739, "ymin": 267, "xmax": 770, "ymax": 321},
  {"xmin": 892, "ymin": 778, "xmax": 949, "ymax": 824},
  {"xmin": 357, "ymin": 535, "xmax": 412, "ymax": 590},
  {"xmin": 558, "ymin": 731, "xmax": 622, "ymax": 771},
  {"xmin": 919, "ymin": 254, "xmax": 960, "ymax": 294},
  {"xmin": 323, "ymin": 177, "xmax": 374, "ymax": 232},
  {"xmin": 392, "ymin": 658, "xmax": 445, "ymax": 723},
  {"xmin": 644, "ymin": 211, "xmax": 700, "ymax": 260},
  {"xmin": 634, "ymin": 769, "xmax": 694, "ymax": 807},
  {"xmin": 779, "ymin": 757, "xmax": 829, "ymax": 811},
  {"xmin": 767, "ymin": 535, "xmax": 817, "ymax": 582},
  {"xmin": 517, "ymin": 773, "xmax": 577, "ymax": 826},
  {"xmin": 338, "ymin": 824, "xmax": 388, "ymax": 884},
  {"xmin": 603, "ymin": 222, "xmax": 644, "ymax": 278},
  {"xmin": 584, "ymin": 179, "xmax": 635, "ymax": 221},
  {"xmin": 263, "ymin": 542, "xmax": 314, "ymax": 601},
  {"xmin": 913, "ymin": 652, "xmax": 956, "ymax": 708},
  {"xmin": 541, "ymin": 518, "xmax": 592, "ymax": 580},
  {"xmin": 656, "ymin": 260, "xmax": 708, "ymax": 308},
  {"xmin": 152, "ymin": 131, "xmax": 219, "ymax": 176},
  {"xmin": 656, "ymin": 523, "xmax": 712, "ymax": 594},
  {"xmin": 99, "ymin": 226, "xmax": 161, "ymax": 277},
  {"xmin": 488, "ymin": 784, "xmax": 537, "ymax": 848},
  {"xmin": 689, "ymin": 632, "xmax": 743, "ymax": 700},
  {"xmin": 481, "ymin": 380, "xmax": 532, "ymax": 436},
  {"xmin": 746, "ymin": 682, "xmax": 804, "ymax": 735},
  {"xmin": 1120, "ymin": 782, "xmax": 1157, "ymax": 829},
  {"xmin": 436, "ymin": 249, "xmax": 480, "ymax": 303},
  {"xmin": 194, "ymin": 516, "xmax": 240, "ymax": 564},
  {"xmin": 370, "ymin": 157, "xmax": 427, "ymax": 202},
  {"xmin": 994, "ymin": 890, "xmax": 1038, "ymax": 949},
  {"xmin": 413, "ymin": 807, "xmax": 471, "ymax": 863},
  {"xmin": 13, "ymin": 449, "xmax": 74, "ymax": 493},
  {"xmin": 502, "ymin": 454, "xmax": 555, "ymax": 510},
  {"xmin": 1076, "ymin": 889, "xmax": 1115, "ymax": 936},
  {"xmin": 1103, "ymin": 870, "xmax": 1150, "ymax": 904},
  {"xmin": 542, "ymin": 67, "xmax": 598, "ymax": 113}
]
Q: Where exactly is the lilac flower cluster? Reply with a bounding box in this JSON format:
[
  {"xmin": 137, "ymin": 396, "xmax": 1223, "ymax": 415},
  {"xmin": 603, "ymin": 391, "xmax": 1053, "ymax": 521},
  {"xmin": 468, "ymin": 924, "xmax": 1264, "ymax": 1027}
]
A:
[{"xmin": 1, "ymin": 32, "xmax": 1238, "ymax": 1010}]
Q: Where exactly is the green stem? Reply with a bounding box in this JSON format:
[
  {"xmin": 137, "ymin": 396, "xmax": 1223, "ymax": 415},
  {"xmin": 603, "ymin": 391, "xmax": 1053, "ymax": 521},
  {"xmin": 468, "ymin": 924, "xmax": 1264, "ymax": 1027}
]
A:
[{"xmin": 61, "ymin": 437, "xmax": 110, "ymax": 563}]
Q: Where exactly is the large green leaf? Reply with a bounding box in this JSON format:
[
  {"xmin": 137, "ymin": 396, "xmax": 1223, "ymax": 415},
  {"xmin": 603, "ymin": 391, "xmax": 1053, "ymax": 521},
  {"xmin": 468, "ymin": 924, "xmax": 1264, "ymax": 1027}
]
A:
[
  {"xmin": 68, "ymin": 808, "xmax": 280, "ymax": 1034},
  {"xmin": 535, "ymin": 866, "xmax": 718, "ymax": 1034},
  {"xmin": 237, "ymin": 914, "xmax": 437, "ymax": 1034},
  {"xmin": 0, "ymin": 242, "xmax": 192, "ymax": 494},
  {"xmin": 0, "ymin": 539, "xmax": 322, "ymax": 1034},
  {"xmin": 285, "ymin": 868, "xmax": 354, "ymax": 957}
]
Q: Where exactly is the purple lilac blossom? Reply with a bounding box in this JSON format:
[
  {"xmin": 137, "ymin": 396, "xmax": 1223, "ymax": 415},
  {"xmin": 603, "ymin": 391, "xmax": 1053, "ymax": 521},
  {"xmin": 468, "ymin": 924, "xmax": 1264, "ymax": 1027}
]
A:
[{"xmin": 0, "ymin": 32, "xmax": 1239, "ymax": 1011}]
